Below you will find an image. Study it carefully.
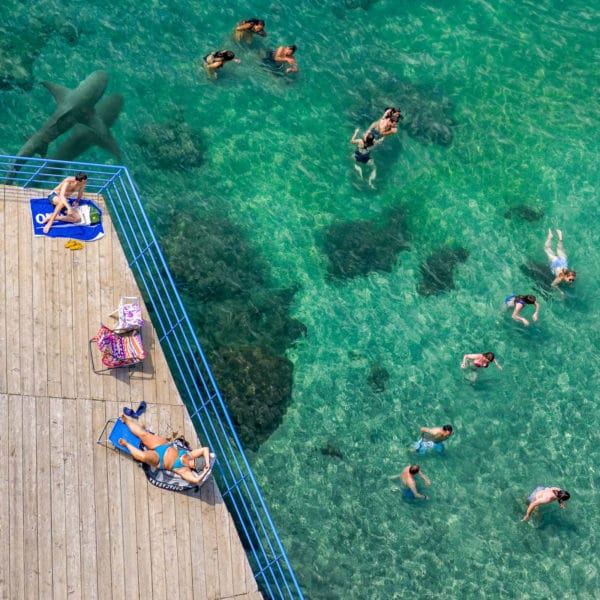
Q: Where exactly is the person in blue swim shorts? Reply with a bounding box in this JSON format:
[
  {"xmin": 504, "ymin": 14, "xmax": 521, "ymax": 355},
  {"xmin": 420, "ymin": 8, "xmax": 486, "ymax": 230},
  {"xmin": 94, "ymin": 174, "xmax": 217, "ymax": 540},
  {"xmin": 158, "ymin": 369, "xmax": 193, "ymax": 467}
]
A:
[
  {"xmin": 391, "ymin": 465, "xmax": 430, "ymax": 500},
  {"xmin": 522, "ymin": 486, "xmax": 570, "ymax": 522},
  {"xmin": 544, "ymin": 229, "xmax": 576, "ymax": 295},
  {"xmin": 413, "ymin": 424, "xmax": 453, "ymax": 454}
]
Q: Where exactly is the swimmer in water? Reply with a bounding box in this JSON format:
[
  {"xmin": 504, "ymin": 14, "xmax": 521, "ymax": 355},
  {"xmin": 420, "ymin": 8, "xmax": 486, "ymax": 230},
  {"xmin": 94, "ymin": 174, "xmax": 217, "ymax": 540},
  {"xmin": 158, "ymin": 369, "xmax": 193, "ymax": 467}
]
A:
[
  {"xmin": 544, "ymin": 229, "xmax": 576, "ymax": 296},
  {"xmin": 461, "ymin": 352, "xmax": 502, "ymax": 370},
  {"xmin": 522, "ymin": 486, "xmax": 570, "ymax": 522},
  {"xmin": 391, "ymin": 465, "xmax": 430, "ymax": 500},
  {"xmin": 368, "ymin": 107, "xmax": 403, "ymax": 142},
  {"xmin": 234, "ymin": 18, "xmax": 267, "ymax": 43},
  {"xmin": 273, "ymin": 45, "xmax": 298, "ymax": 73},
  {"xmin": 203, "ymin": 50, "xmax": 241, "ymax": 78},
  {"xmin": 350, "ymin": 128, "xmax": 377, "ymax": 188},
  {"xmin": 413, "ymin": 425, "xmax": 453, "ymax": 454},
  {"xmin": 504, "ymin": 294, "xmax": 540, "ymax": 327}
]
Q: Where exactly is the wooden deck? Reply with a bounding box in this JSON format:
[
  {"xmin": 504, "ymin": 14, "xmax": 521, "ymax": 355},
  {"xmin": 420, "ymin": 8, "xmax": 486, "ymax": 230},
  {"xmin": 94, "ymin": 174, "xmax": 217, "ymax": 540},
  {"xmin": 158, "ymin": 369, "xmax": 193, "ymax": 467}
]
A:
[{"xmin": 0, "ymin": 184, "xmax": 262, "ymax": 600}]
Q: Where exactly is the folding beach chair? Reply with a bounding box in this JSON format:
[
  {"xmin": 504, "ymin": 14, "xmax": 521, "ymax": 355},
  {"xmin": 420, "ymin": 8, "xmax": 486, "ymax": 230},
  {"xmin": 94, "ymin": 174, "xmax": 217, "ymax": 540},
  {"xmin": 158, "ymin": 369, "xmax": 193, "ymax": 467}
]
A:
[
  {"xmin": 89, "ymin": 323, "xmax": 146, "ymax": 373},
  {"xmin": 97, "ymin": 418, "xmax": 215, "ymax": 493}
]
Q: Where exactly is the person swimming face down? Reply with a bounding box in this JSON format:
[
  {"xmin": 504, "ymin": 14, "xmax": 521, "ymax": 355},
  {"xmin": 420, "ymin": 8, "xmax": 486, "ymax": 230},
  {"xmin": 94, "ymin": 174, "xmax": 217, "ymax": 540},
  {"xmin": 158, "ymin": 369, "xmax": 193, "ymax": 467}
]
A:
[{"xmin": 555, "ymin": 489, "xmax": 570, "ymax": 507}]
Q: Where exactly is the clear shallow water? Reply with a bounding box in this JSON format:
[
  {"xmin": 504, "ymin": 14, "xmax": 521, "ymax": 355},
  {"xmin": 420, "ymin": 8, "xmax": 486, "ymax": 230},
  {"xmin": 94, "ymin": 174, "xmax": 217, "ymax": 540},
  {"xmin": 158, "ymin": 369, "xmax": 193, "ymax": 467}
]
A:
[{"xmin": 2, "ymin": 1, "xmax": 600, "ymax": 597}]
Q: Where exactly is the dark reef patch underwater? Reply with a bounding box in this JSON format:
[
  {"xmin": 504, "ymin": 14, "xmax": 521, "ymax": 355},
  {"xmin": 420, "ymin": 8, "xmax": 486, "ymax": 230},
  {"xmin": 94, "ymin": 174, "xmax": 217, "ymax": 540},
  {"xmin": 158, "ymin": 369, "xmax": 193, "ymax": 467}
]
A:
[
  {"xmin": 417, "ymin": 246, "xmax": 470, "ymax": 296},
  {"xmin": 159, "ymin": 210, "xmax": 306, "ymax": 451},
  {"xmin": 322, "ymin": 206, "xmax": 409, "ymax": 280}
]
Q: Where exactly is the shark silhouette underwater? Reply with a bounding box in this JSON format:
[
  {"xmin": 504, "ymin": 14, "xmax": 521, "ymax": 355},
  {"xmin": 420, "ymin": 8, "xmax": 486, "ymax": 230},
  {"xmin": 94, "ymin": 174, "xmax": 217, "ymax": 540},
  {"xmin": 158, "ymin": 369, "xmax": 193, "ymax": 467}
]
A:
[{"xmin": 12, "ymin": 70, "xmax": 123, "ymax": 170}]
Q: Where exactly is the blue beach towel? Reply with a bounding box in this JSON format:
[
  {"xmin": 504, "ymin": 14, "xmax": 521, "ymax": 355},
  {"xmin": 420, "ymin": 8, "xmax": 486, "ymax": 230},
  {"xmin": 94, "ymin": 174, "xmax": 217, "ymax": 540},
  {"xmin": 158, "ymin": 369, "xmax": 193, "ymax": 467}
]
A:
[{"xmin": 30, "ymin": 197, "xmax": 105, "ymax": 241}]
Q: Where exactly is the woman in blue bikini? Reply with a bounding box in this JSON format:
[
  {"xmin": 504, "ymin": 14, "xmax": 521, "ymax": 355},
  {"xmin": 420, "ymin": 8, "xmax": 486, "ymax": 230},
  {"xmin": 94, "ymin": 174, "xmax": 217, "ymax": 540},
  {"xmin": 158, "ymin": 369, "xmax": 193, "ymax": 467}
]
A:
[
  {"xmin": 544, "ymin": 228, "xmax": 576, "ymax": 295},
  {"xmin": 118, "ymin": 414, "xmax": 211, "ymax": 484}
]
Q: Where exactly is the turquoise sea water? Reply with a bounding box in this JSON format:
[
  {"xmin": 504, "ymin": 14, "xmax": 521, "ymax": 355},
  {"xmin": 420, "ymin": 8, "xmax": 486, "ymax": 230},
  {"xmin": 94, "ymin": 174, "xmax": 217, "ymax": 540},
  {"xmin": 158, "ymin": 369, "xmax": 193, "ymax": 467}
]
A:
[{"xmin": 2, "ymin": 1, "xmax": 600, "ymax": 597}]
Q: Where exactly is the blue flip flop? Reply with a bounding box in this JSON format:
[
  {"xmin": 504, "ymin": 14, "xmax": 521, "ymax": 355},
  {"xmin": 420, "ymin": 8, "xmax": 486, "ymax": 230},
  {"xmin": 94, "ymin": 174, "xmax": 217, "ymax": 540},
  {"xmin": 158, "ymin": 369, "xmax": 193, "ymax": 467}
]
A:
[
  {"xmin": 123, "ymin": 401, "xmax": 147, "ymax": 419},
  {"xmin": 134, "ymin": 400, "xmax": 147, "ymax": 418}
]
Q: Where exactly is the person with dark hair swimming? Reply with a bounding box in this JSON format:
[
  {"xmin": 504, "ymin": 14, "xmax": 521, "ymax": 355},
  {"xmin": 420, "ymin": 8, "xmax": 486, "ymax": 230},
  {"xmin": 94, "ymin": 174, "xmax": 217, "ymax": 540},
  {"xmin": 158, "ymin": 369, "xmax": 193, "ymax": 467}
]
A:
[
  {"xmin": 544, "ymin": 228, "xmax": 576, "ymax": 295},
  {"xmin": 203, "ymin": 50, "xmax": 241, "ymax": 78},
  {"xmin": 368, "ymin": 106, "xmax": 403, "ymax": 141},
  {"xmin": 234, "ymin": 18, "xmax": 267, "ymax": 42},
  {"xmin": 263, "ymin": 45, "xmax": 298, "ymax": 74},
  {"xmin": 391, "ymin": 465, "xmax": 430, "ymax": 499},
  {"xmin": 350, "ymin": 128, "xmax": 377, "ymax": 188},
  {"xmin": 522, "ymin": 486, "xmax": 570, "ymax": 521},
  {"xmin": 413, "ymin": 424, "xmax": 453, "ymax": 453},
  {"xmin": 461, "ymin": 352, "xmax": 502, "ymax": 370},
  {"xmin": 504, "ymin": 294, "xmax": 540, "ymax": 327}
]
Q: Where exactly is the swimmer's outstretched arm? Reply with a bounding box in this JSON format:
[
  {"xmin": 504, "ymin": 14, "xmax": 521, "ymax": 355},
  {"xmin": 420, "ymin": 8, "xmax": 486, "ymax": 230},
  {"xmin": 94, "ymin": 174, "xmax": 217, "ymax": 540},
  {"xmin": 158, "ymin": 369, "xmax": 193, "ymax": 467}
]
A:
[
  {"xmin": 418, "ymin": 472, "xmax": 431, "ymax": 486},
  {"xmin": 350, "ymin": 128, "xmax": 361, "ymax": 144},
  {"xmin": 493, "ymin": 359, "xmax": 503, "ymax": 371},
  {"xmin": 532, "ymin": 301, "xmax": 540, "ymax": 322}
]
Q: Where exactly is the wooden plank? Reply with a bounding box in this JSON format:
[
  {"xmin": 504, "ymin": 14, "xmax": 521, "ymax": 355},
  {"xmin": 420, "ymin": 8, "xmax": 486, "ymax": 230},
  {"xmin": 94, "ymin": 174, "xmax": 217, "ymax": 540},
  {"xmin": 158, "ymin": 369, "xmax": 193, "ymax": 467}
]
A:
[
  {"xmin": 105, "ymin": 400, "xmax": 126, "ymax": 600},
  {"xmin": 85, "ymin": 228, "xmax": 103, "ymax": 400},
  {"xmin": 0, "ymin": 190, "xmax": 6, "ymax": 394},
  {"xmin": 159, "ymin": 404, "xmax": 180, "ymax": 597},
  {"xmin": 146, "ymin": 413, "xmax": 167, "ymax": 600},
  {"xmin": 201, "ymin": 466, "xmax": 219, "ymax": 600},
  {"xmin": 72, "ymin": 234, "xmax": 91, "ymax": 400},
  {"xmin": 63, "ymin": 397, "xmax": 82, "ymax": 598},
  {"xmin": 21, "ymin": 395, "xmax": 39, "ymax": 600},
  {"xmin": 77, "ymin": 398, "xmax": 98, "ymax": 599},
  {"xmin": 92, "ymin": 399, "xmax": 112, "ymax": 600},
  {"xmin": 36, "ymin": 395, "xmax": 52, "ymax": 598},
  {"xmin": 184, "ymin": 414, "xmax": 208, "ymax": 600},
  {"xmin": 45, "ymin": 239, "xmax": 62, "ymax": 398},
  {"xmin": 0, "ymin": 394, "xmax": 9, "ymax": 600},
  {"xmin": 58, "ymin": 252, "xmax": 76, "ymax": 399},
  {"xmin": 131, "ymin": 423, "xmax": 153, "ymax": 600},
  {"xmin": 17, "ymin": 195, "xmax": 34, "ymax": 395},
  {"xmin": 117, "ymin": 410, "xmax": 140, "ymax": 600},
  {"xmin": 98, "ymin": 227, "xmax": 116, "ymax": 403},
  {"xmin": 49, "ymin": 396, "xmax": 67, "ymax": 599},
  {"xmin": 31, "ymin": 230, "xmax": 48, "ymax": 398},
  {"xmin": 8, "ymin": 395, "xmax": 24, "ymax": 600},
  {"xmin": 215, "ymin": 485, "xmax": 235, "ymax": 599},
  {"xmin": 5, "ymin": 196, "xmax": 21, "ymax": 395}
]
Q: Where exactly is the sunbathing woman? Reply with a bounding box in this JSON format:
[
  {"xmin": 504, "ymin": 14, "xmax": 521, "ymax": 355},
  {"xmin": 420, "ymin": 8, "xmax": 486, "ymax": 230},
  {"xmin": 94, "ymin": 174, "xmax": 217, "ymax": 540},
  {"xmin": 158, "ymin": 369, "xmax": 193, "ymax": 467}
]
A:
[
  {"xmin": 118, "ymin": 414, "xmax": 212, "ymax": 484},
  {"xmin": 544, "ymin": 228, "xmax": 576, "ymax": 295}
]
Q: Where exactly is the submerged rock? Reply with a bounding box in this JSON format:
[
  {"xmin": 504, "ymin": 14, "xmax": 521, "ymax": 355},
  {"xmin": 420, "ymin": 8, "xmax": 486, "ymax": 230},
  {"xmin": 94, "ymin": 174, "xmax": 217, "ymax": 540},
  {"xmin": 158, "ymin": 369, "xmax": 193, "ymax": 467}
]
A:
[
  {"xmin": 160, "ymin": 212, "xmax": 306, "ymax": 450},
  {"xmin": 367, "ymin": 362, "xmax": 390, "ymax": 393},
  {"xmin": 319, "ymin": 443, "xmax": 344, "ymax": 460},
  {"xmin": 136, "ymin": 112, "xmax": 203, "ymax": 169},
  {"xmin": 322, "ymin": 206, "xmax": 409, "ymax": 280},
  {"xmin": 504, "ymin": 205, "xmax": 544, "ymax": 222},
  {"xmin": 417, "ymin": 246, "xmax": 470, "ymax": 296},
  {"xmin": 210, "ymin": 345, "xmax": 294, "ymax": 451}
]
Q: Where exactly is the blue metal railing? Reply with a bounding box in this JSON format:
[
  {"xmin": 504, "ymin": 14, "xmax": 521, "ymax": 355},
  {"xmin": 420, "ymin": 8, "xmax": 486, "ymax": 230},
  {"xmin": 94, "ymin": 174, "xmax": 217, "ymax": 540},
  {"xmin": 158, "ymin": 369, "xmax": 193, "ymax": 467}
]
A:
[{"xmin": 1, "ymin": 154, "xmax": 303, "ymax": 600}]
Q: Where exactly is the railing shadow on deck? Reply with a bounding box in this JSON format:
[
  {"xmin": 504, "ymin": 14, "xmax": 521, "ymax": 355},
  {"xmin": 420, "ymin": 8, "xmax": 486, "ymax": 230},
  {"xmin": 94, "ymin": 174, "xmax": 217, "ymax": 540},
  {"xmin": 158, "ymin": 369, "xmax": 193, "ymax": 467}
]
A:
[{"xmin": 1, "ymin": 154, "xmax": 304, "ymax": 600}]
